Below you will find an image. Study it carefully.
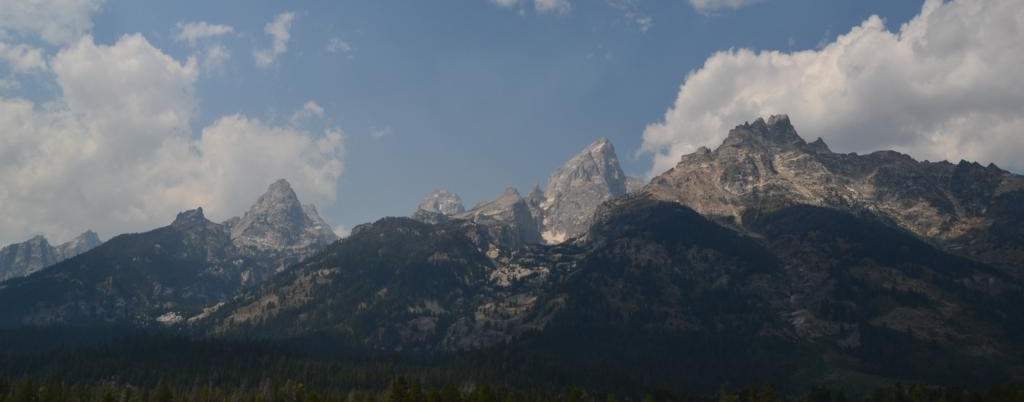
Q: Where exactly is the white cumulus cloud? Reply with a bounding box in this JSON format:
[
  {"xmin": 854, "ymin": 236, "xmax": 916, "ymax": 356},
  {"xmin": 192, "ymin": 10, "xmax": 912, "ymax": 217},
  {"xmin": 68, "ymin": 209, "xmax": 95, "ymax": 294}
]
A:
[
  {"xmin": 642, "ymin": 0, "xmax": 1024, "ymax": 176},
  {"xmin": 174, "ymin": 21, "xmax": 235, "ymax": 46},
  {"xmin": 0, "ymin": 34, "xmax": 345, "ymax": 244},
  {"xmin": 202, "ymin": 44, "xmax": 231, "ymax": 73},
  {"xmin": 491, "ymin": 0, "xmax": 571, "ymax": 15},
  {"xmin": 0, "ymin": 42, "xmax": 47, "ymax": 72},
  {"xmin": 254, "ymin": 12, "xmax": 296, "ymax": 68},
  {"xmin": 688, "ymin": 0, "xmax": 761, "ymax": 14},
  {"xmin": 0, "ymin": 0, "xmax": 105, "ymax": 45}
]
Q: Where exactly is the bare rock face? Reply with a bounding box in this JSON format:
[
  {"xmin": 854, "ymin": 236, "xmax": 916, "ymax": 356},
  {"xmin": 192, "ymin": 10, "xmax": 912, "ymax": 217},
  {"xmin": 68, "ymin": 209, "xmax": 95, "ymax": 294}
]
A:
[
  {"xmin": 412, "ymin": 189, "xmax": 466, "ymax": 224},
  {"xmin": 55, "ymin": 230, "xmax": 101, "ymax": 261},
  {"xmin": 539, "ymin": 138, "xmax": 628, "ymax": 243},
  {"xmin": 0, "ymin": 236, "xmax": 58, "ymax": 282},
  {"xmin": 411, "ymin": 139, "xmax": 633, "ymax": 246},
  {"xmin": 0, "ymin": 231, "xmax": 102, "ymax": 282},
  {"xmin": 456, "ymin": 187, "xmax": 542, "ymax": 248},
  {"xmin": 625, "ymin": 176, "xmax": 646, "ymax": 194},
  {"xmin": 647, "ymin": 114, "xmax": 1024, "ymax": 272},
  {"xmin": 416, "ymin": 189, "xmax": 465, "ymax": 216},
  {"xmin": 228, "ymin": 179, "xmax": 338, "ymax": 253}
]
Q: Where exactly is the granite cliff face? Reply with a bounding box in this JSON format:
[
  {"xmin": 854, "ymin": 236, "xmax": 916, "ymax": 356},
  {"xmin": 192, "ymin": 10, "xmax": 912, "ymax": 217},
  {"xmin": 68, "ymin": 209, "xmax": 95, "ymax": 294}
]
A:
[
  {"xmin": 412, "ymin": 189, "xmax": 466, "ymax": 224},
  {"xmin": 228, "ymin": 179, "xmax": 338, "ymax": 254},
  {"xmin": 0, "ymin": 179, "xmax": 338, "ymax": 327},
  {"xmin": 646, "ymin": 115, "xmax": 1024, "ymax": 273},
  {"xmin": 455, "ymin": 187, "xmax": 542, "ymax": 249},
  {"xmin": 0, "ymin": 231, "xmax": 102, "ymax": 282},
  {"xmin": 410, "ymin": 139, "xmax": 634, "ymax": 247},
  {"xmin": 416, "ymin": 189, "xmax": 466, "ymax": 216},
  {"xmin": 538, "ymin": 138, "xmax": 628, "ymax": 243}
]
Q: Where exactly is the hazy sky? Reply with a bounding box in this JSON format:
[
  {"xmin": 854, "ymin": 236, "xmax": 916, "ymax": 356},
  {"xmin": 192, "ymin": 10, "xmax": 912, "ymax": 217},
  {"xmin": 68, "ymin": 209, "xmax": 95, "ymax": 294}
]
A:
[{"xmin": 2, "ymin": 0, "xmax": 1021, "ymax": 245}]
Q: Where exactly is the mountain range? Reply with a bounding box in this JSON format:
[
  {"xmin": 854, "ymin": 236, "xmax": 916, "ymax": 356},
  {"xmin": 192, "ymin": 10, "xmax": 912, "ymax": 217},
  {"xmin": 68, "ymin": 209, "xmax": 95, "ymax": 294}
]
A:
[
  {"xmin": 0, "ymin": 179, "xmax": 336, "ymax": 327},
  {"xmin": 1, "ymin": 116, "xmax": 1023, "ymax": 389},
  {"xmin": 0, "ymin": 230, "xmax": 102, "ymax": 282}
]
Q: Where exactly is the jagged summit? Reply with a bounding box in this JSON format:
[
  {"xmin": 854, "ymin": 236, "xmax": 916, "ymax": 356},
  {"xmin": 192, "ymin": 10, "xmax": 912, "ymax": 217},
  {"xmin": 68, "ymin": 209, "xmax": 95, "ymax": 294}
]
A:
[
  {"xmin": 172, "ymin": 207, "xmax": 210, "ymax": 229},
  {"xmin": 539, "ymin": 138, "xmax": 628, "ymax": 243},
  {"xmin": 228, "ymin": 179, "xmax": 338, "ymax": 252},
  {"xmin": 416, "ymin": 189, "xmax": 465, "ymax": 216},
  {"xmin": 722, "ymin": 114, "xmax": 805, "ymax": 150},
  {"xmin": 457, "ymin": 186, "xmax": 541, "ymax": 247},
  {"xmin": 56, "ymin": 230, "xmax": 101, "ymax": 260},
  {"xmin": 0, "ymin": 230, "xmax": 103, "ymax": 282},
  {"xmin": 807, "ymin": 137, "xmax": 831, "ymax": 153},
  {"xmin": 649, "ymin": 115, "xmax": 1024, "ymax": 272}
]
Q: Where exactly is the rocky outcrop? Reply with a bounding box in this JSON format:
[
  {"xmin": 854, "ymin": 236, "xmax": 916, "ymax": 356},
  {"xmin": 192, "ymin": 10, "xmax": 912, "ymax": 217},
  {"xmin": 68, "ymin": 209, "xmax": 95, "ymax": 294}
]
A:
[
  {"xmin": 411, "ymin": 139, "xmax": 634, "ymax": 246},
  {"xmin": 55, "ymin": 230, "xmax": 101, "ymax": 261},
  {"xmin": 646, "ymin": 115, "xmax": 1024, "ymax": 272},
  {"xmin": 416, "ymin": 189, "xmax": 465, "ymax": 216},
  {"xmin": 625, "ymin": 176, "xmax": 646, "ymax": 194},
  {"xmin": 227, "ymin": 179, "xmax": 338, "ymax": 254},
  {"xmin": 456, "ymin": 187, "xmax": 542, "ymax": 249},
  {"xmin": 538, "ymin": 138, "xmax": 628, "ymax": 243},
  {"xmin": 0, "ymin": 231, "xmax": 102, "ymax": 282},
  {"xmin": 412, "ymin": 189, "xmax": 466, "ymax": 224}
]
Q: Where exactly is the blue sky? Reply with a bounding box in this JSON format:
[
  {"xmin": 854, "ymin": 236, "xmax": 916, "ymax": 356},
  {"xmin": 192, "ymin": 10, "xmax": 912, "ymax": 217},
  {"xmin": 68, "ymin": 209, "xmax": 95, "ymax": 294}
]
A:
[
  {"xmin": 102, "ymin": 0, "xmax": 922, "ymax": 230},
  {"xmin": 3, "ymin": 0, "xmax": 1022, "ymax": 244}
]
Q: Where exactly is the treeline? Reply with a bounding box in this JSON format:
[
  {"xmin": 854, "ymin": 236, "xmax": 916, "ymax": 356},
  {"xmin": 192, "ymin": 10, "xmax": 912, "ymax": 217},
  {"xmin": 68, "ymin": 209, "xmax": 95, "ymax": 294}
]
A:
[{"xmin": 2, "ymin": 377, "xmax": 1024, "ymax": 402}]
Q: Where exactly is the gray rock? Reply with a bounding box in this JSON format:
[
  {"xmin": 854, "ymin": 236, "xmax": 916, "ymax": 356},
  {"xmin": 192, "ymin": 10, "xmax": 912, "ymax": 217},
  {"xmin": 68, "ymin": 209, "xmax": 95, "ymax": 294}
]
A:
[
  {"xmin": 456, "ymin": 187, "xmax": 542, "ymax": 248},
  {"xmin": 647, "ymin": 114, "xmax": 1024, "ymax": 272},
  {"xmin": 228, "ymin": 179, "xmax": 338, "ymax": 253},
  {"xmin": 539, "ymin": 138, "xmax": 627, "ymax": 243},
  {"xmin": 416, "ymin": 189, "xmax": 465, "ymax": 216},
  {"xmin": 0, "ymin": 230, "xmax": 102, "ymax": 282},
  {"xmin": 55, "ymin": 230, "xmax": 101, "ymax": 261},
  {"xmin": 625, "ymin": 176, "xmax": 646, "ymax": 194}
]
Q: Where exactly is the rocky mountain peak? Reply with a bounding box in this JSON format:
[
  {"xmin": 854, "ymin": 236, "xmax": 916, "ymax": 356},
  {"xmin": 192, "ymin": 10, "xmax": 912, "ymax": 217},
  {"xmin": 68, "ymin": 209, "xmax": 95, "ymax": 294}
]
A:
[
  {"xmin": 457, "ymin": 186, "xmax": 541, "ymax": 248},
  {"xmin": 25, "ymin": 235, "xmax": 49, "ymax": 247},
  {"xmin": 229, "ymin": 179, "xmax": 337, "ymax": 251},
  {"xmin": 497, "ymin": 187, "xmax": 522, "ymax": 203},
  {"xmin": 648, "ymin": 115, "xmax": 1024, "ymax": 269},
  {"xmin": 56, "ymin": 230, "xmax": 101, "ymax": 260},
  {"xmin": 172, "ymin": 207, "xmax": 210, "ymax": 229},
  {"xmin": 722, "ymin": 114, "xmax": 805, "ymax": 150},
  {"xmin": 807, "ymin": 137, "xmax": 831, "ymax": 153},
  {"xmin": 539, "ymin": 138, "xmax": 628, "ymax": 243},
  {"xmin": 416, "ymin": 189, "xmax": 466, "ymax": 216},
  {"xmin": 526, "ymin": 185, "xmax": 543, "ymax": 202}
]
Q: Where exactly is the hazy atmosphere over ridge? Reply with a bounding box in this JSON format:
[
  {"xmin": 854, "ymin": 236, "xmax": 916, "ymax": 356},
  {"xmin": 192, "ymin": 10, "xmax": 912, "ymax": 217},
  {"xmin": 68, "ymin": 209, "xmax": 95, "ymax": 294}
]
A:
[{"xmin": 1, "ymin": 0, "xmax": 1021, "ymax": 245}]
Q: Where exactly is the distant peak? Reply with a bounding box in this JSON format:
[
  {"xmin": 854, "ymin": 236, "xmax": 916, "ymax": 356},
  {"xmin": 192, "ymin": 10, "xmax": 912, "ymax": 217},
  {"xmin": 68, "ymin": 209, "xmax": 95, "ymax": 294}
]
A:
[
  {"xmin": 766, "ymin": 114, "xmax": 791, "ymax": 128},
  {"xmin": 172, "ymin": 207, "xmax": 209, "ymax": 228},
  {"xmin": 586, "ymin": 137, "xmax": 616, "ymax": 156},
  {"xmin": 502, "ymin": 186, "xmax": 521, "ymax": 197},
  {"xmin": 251, "ymin": 179, "xmax": 303, "ymax": 211},
  {"xmin": 75, "ymin": 230, "xmax": 101, "ymax": 244},
  {"xmin": 416, "ymin": 189, "xmax": 465, "ymax": 216},
  {"xmin": 267, "ymin": 178, "xmax": 294, "ymax": 194},
  {"xmin": 807, "ymin": 137, "xmax": 831, "ymax": 154},
  {"xmin": 725, "ymin": 114, "xmax": 805, "ymax": 149}
]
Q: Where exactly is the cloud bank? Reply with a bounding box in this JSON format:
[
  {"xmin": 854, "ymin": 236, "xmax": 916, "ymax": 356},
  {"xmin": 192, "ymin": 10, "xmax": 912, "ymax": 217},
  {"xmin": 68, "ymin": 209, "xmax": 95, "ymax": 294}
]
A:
[
  {"xmin": 254, "ymin": 12, "xmax": 295, "ymax": 68},
  {"xmin": 174, "ymin": 21, "xmax": 235, "ymax": 46},
  {"xmin": 0, "ymin": 34, "xmax": 344, "ymax": 244},
  {"xmin": 688, "ymin": 0, "xmax": 761, "ymax": 14},
  {"xmin": 490, "ymin": 0, "xmax": 571, "ymax": 15},
  {"xmin": 0, "ymin": 0, "xmax": 105, "ymax": 45},
  {"xmin": 642, "ymin": 0, "xmax": 1024, "ymax": 175}
]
